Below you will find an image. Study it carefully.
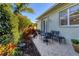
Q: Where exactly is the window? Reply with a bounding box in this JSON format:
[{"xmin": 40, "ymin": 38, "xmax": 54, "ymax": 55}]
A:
[
  {"xmin": 41, "ymin": 20, "xmax": 45, "ymax": 32},
  {"xmin": 59, "ymin": 4, "xmax": 79, "ymax": 26},
  {"xmin": 59, "ymin": 9, "xmax": 68, "ymax": 25},
  {"xmin": 69, "ymin": 5, "xmax": 79, "ymax": 25}
]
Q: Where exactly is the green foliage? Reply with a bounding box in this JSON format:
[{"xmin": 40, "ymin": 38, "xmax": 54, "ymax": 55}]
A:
[
  {"xmin": 13, "ymin": 3, "xmax": 34, "ymax": 32},
  {"xmin": 18, "ymin": 15, "xmax": 32, "ymax": 31},
  {"xmin": 14, "ymin": 3, "xmax": 34, "ymax": 14},
  {"xmin": 0, "ymin": 4, "xmax": 20, "ymax": 44},
  {"xmin": 11, "ymin": 47, "xmax": 21, "ymax": 56},
  {"xmin": 0, "ymin": 3, "xmax": 34, "ymax": 55},
  {"xmin": 71, "ymin": 39, "xmax": 79, "ymax": 44},
  {"xmin": 0, "ymin": 4, "xmax": 13, "ymax": 45},
  {"xmin": 10, "ymin": 14, "xmax": 20, "ymax": 44}
]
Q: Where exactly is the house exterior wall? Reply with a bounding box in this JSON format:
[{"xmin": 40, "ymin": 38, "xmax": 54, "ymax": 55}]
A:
[
  {"xmin": 49, "ymin": 11, "xmax": 79, "ymax": 43},
  {"xmin": 37, "ymin": 20, "xmax": 41, "ymax": 30},
  {"xmin": 37, "ymin": 3, "xmax": 79, "ymax": 44}
]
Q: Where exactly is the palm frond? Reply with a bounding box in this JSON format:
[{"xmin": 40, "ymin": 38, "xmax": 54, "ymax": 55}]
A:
[
  {"xmin": 14, "ymin": 3, "xmax": 34, "ymax": 14},
  {"xmin": 20, "ymin": 7, "xmax": 34, "ymax": 13}
]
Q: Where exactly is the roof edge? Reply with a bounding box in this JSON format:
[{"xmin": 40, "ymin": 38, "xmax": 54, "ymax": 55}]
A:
[{"xmin": 36, "ymin": 3, "xmax": 59, "ymax": 20}]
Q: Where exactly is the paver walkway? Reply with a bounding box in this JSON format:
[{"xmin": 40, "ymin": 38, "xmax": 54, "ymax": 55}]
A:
[{"xmin": 33, "ymin": 35, "xmax": 79, "ymax": 56}]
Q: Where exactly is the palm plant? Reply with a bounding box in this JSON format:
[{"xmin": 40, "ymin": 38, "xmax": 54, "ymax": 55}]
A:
[
  {"xmin": 13, "ymin": 3, "xmax": 34, "ymax": 15},
  {"xmin": 13, "ymin": 3, "xmax": 34, "ymax": 31}
]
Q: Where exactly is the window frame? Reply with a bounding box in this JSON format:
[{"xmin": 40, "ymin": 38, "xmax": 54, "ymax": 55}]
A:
[
  {"xmin": 41, "ymin": 17, "xmax": 48, "ymax": 32},
  {"xmin": 59, "ymin": 9, "xmax": 68, "ymax": 26},
  {"xmin": 59, "ymin": 4, "xmax": 79, "ymax": 27}
]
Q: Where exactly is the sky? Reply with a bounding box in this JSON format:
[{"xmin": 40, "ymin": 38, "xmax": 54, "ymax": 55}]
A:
[{"xmin": 22, "ymin": 3, "xmax": 54, "ymax": 23}]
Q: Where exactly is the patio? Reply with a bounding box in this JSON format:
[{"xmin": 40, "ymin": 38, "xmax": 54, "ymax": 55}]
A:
[{"xmin": 33, "ymin": 35, "xmax": 79, "ymax": 56}]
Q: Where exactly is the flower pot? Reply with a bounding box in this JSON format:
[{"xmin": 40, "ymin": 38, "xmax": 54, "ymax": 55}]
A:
[{"xmin": 72, "ymin": 44, "xmax": 79, "ymax": 53}]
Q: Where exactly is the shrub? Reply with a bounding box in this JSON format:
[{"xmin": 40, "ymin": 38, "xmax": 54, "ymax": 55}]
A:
[
  {"xmin": 0, "ymin": 4, "xmax": 20, "ymax": 55},
  {"xmin": 71, "ymin": 39, "xmax": 79, "ymax": 44}
]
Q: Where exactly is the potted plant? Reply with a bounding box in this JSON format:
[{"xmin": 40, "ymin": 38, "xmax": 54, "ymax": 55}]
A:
[{"xmin": 71, "ymin": 39, "xmax": 79, "ymax": 53}]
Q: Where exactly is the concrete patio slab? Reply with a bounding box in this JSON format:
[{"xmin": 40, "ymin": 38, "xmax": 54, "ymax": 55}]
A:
[{"xmin": 33, "ymin": 35, "xmax": 79, "ymax": 56}]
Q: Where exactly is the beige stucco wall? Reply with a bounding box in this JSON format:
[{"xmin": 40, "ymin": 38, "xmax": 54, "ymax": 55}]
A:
[{"xmin": 37, "ymin": 3, "xmax": 79, "ymax": 44}]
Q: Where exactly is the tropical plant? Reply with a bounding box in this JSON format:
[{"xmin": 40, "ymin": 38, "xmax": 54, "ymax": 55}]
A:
[
  {"xmin": 13, "ymin": 3, "xmax": 34, "ymax": 31},
  {"xmin": 0, "ymin": 3, "xmax": 34, "ymax": 56},
  {"xmin": 18, "ymin": 15, "xmax": 32, "ymax": 31},
  {"xmin": 0, "ymin": 4, "xmax": 20, "ymax": 55},
  {"xmin": 13, "ymin": 3, "xmax": 34, "ymax": 15},
  {"xmin": 0, "ymin": 4, "xmax": 13, "ymax": 45}
]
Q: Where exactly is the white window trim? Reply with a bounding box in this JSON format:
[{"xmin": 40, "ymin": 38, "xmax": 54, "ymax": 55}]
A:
[
  {"xmin": 68, "ymin": 9, "xmax": 70, "ymax": 26},
  {"xmin": 59, "ymin": 4, "xmax": 79, "ymax": 27}
]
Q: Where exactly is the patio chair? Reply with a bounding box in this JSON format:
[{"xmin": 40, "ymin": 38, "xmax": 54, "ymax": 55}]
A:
[
  {"xmin": 36, "ymin": 30, "xmax": 44, "ymax": 39},
  {"xmin": 51, "ymin": 31, "xmax": 60, "ymax": 42},
  {"xmin": 42, "ymin": 32, "xmax": 52, "ymax": 45},
  {"xmin": 36, "ymin": 29, "xmax": 41, "ymax": 35},
  {"xmin": 58, "ymin": 36, "xmax": 66, "ymax": 44},
  {"xmin": 44, "ymin": 32, "xmax": 51, "ymax": 39},
  {"xmin": 51, "ymin": 30, "xmax": 66, "ymax": 44}
]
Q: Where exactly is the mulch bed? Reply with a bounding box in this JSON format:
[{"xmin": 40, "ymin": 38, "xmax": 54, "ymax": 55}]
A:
[{"xmin": 22, "ymin": 39, "xmax": 41, "ymax": 56}]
